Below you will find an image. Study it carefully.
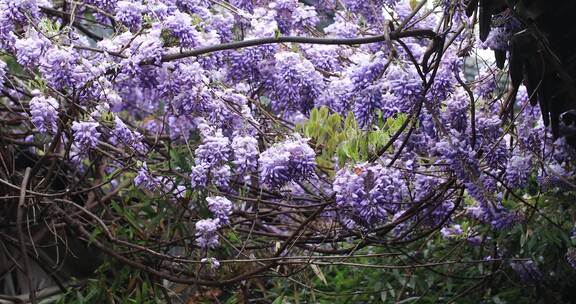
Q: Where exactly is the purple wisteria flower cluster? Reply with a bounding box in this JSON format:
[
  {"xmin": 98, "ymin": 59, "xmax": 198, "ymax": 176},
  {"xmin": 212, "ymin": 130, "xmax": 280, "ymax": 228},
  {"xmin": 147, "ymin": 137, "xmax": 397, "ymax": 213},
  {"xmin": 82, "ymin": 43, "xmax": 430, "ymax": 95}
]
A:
[
  {"xmin": 29, "ymin": 96, "xmax": 59, "ymax": 134},
  {"xmin": 259, "ymin": 135, "xmax": 316, "ymax": 189},
  {"xmin": 190, "ymin": 126, "xmax": 232, "ymax": 189},
  {"xmin": 333, "ymin": 163, "xmax": 408, "ymax": 227},
  {"xmin": 195, "ymin": 196, "xmax": 233, "ymax": 248},
  {"xmin": 195, "ymin": 218, "xmax": 221, "ymax": 249}
]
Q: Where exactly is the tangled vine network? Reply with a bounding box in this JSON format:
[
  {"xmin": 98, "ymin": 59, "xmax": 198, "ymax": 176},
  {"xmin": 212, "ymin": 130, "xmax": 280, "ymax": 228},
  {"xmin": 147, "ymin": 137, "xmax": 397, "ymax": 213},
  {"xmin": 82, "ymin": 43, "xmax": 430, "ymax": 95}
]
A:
[{"xmin": 1, "ymin": 0, "xmax": 576, "ymax": 302}]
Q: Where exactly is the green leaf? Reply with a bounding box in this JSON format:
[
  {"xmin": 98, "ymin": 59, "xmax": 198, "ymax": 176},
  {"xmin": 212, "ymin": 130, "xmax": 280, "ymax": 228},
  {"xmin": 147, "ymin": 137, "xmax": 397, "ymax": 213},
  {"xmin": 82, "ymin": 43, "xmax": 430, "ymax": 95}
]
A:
[
  {"xmin": 344, "ymin": 111, "xmax": 358, "ymax": 131},
  {"xmin": 272, "ymin": 295, "xmax": 285, "ymax": 304},
  {"xmin": 310, "ymin": 264, "xmax": 328, "ymax": 286}
]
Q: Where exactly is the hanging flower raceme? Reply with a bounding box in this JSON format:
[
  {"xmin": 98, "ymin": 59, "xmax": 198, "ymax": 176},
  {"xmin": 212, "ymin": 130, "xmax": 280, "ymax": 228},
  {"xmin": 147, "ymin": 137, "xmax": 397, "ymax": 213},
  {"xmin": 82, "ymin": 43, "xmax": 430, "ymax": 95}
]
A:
[
  {"xmin": 481, "ymin": 15, "xmax": 521, "ymax": 51},
  {"xmin": 111, "ymin": 116, "xmax": 147, "ymax": 153},
  {"xmin": 39, "ymin": 47, "xmax": 81, "ymax": 90},
  {"xmin": 231, "ymin": 134, "xmax": 259, "ymax": 175},
  {"xmin": 29, "ymin": 96, "xmax": 59, "ymax": 134},
  {"xmin": 315, "ymin": 77, "xmax": 353, "ymax": 114},
  {"xmin": 291, "ymin": 4, "xmax": 319, "ymax": 33},
  {"xmin": 226, "ymin": 8, "xmax": 278, "ymax": 83},
  {"xmin": 428, "ymin": 51, "xmax": 460, "ymax": 102},
  {"xmin": 259, "ymin": 135, "xmax": 316, "ymax": 189},
  {"xmin": 333, "ymin": 163, "xmax": 408, "ymax": 227},
  {"xmin": 269, "ymin": 0, "xmax": 298, "ymax": 34},
  {"xmin": 165, "ymin": 12, "xmax": 203, "ymax": 47},
  {"xmin": 161, "ymin": 62, "xmax": 211, "ymax": 116},
  {"xmin": 194, "ymin": 129, "xmax": 230, "ymax": 166},
  {"xmin": 15, "ymin": 31, "xmax": 50, "ymax": 67},
  {"xmin": 324, "ymin": 14, "xmax": 359, "ymax": 38},
  {"xmin": 510, "ymin": 260, "xmax": 543, "ymax": 283},
  {"xmin": 230, "ymin": 0, "xmax": 254, "ymax": 11},
  {"xmin": 206, "ymin": 196, "xmax": 233, "ymax": 224},
  {"xmin": 443, "ymin": 92, "xmax": 469, "ymax": 133},
  {"xmin": 471, "ymin": 204, "xmax": 518, "ymax": 230},
  {"xmin": 434, "ymin": 132, "xmax": 492, "ymax": 206},
  {"xmin": 0, "ymin": 0, "xmax": 40, "ymax": 25},
  {"xmin": 115, "ymin": 0, "xmax": 145, "ymax": 31},
  {"xmin": 340, "ymin": 0, "xmax": 393, "ymax": 25},
  {"xmin": 474, "ymin": 68, "xmax": 499, "ymax": 100},
  {"xmin": 270, "ymin": 51, "xmax": 324, "ymax": 115},
  {"xmin": 303, "ymin": 45, "xmax": 343, "ymax": 73},
  {"xmin": 440, "ymin": 224, "xmax": 464, "ymax": 240},
  {"xmin": 195, "ymin": 218, "xmax": 220, "ymax": 249},
  {"xmin": 190, "ymin": 127, "xmax": 232, "ymax": 189},
  {"xmin": 72, "ymin": 121, "xmax": 101, "ymax": 151},
  {"xmin": 505, "ymin": 154, "xmax": 533, "ymax": 189},
  {"xmin": 134, "ymin": 163, "xmax": 161, "ymax": 191},
  {"xmin": 386, "ymin": 64, "xmax": 423, "ymax": 103}
]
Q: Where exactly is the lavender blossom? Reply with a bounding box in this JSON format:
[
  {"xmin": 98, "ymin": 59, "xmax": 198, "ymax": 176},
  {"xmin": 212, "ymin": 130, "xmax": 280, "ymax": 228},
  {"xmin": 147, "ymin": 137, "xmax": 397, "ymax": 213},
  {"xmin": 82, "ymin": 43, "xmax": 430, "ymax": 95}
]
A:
[
  {"xmin": 160, "ymin": 62, "xmax": 210, "ymax": 116},
  {"xmin": 505, "ymin": 154, "xmax": 532, "ymax": 189},
  {"xmin": 440, "ymin": 224, "xmax": 463, "ymax": 240},
  {"xmin": 270, "ymin": 52, "xmax": 324, "ymax": 114},
  {"xmin": 134, "ymin": 163, "xmax": 160, "ymax": 191},
  {"xmin": 112, "ymin": 116, "xmax": 146, "ymax": 153},
  {"xmin": 227, "ymin": 44, "xmax": 277, "ymax": 83},
  {"xmin": 0, "ymin": 0, "xmax": 40, "ymax": 25},
  {"xmin": 341, "ymin": 0, "xmax": 389, "ymax": 25},
  {"xmin": 71, "ymin": 121, "xmax": 101, "ymax": 150},
  {"xmin": 15, "ymin": 31, "xmax": 49, "ymax": 67},
  {"xmin": 269, "ymin": 0, "xmax": 298, "ymax": 34},
  {"xmin": 481, "ymin": 16, "xmax": 521, "ymax": 51},
  {"xmin": 230, "ymin": 0, "xmax": 253, "ymax": 11},
  {"xmin": 29, "ymin": 96, "xmax": 59, "ymax": 134},
  {"xmin": 206, "ymin": 196, "xmax": 233, "ymax": 224},
  {"xmin": 85, "ymin": 0, "xmax": 117, "ymax": 10},
  {"xmin": 510, "ymin": 260, "xmax": 543, "ymax": 283},
  {"xmin": 333, "ymin": 163, "xmax": 408, "ymax": 226},
  {"xmin": 194, "ymin": 129, "xmax": 230, "ymax": 166},
  {"xmin": 324, "ymin": 14, "xmax": 359, "ymax": 38},
  {"xmin": 115, "ymin": 1, "xmax": 145, "ymax": 31},
  {"xmin": 291, "ymin": 4, "xmax": 319, "ymax": 32},
  {"xmin": 200, "ymin": 257, "xmax": 221, "ymax": 269},
  {"xmin": 350, "ymin": 54, "xmax": 387, "ymax": 90},
  {"xmin": 303, "ymin": 45, "xmax": 342, "ymax": 73},
  {"xmin": 435, "ymin": 133, "xmax": 484, "ymax": 203},
  {"xmin": 165, "ymin": 12, "xmax": 203, "ymax": 47},
  {"xmin": 212, "ymin": 164, "xmax": 231, "ymax": 188},
  {"xmin": 428, "ymin": 52, "xmax": 460, "ymax": 101},
  {"xmin": 315, "ymin": 77, "xmax": 353, "ymax": 114},
  {"xmin": 386, "ymin": 64, "xmax": 423, "ymax": 102},
  {"xmin": 195, "ymin": 218, "xmax": 220, "ymax": 249},
  {"xmin": 40, "ymin": 47, "xmax": 79, "ymax": 90},
  {"xmin": 259, "ymin": 135, "xmax": 316, "ymax": 188},
  {"xmin": 474, "ymin": 68, "xmax": 498, "ymax": 100},
  {"xmin": 189, "ymin": 128, "xmax": 232, "ymax": 189},
  {"xmin": 190, "ymin": 163, "xmax": 209, "ymax": 188},
  {"xmin": 231, "ymin": 135, "xmax": 259, "ymax": 174},
  {"xmin": 466, "ymin": 199, "xmax": 518, "ymax": 230},
  {"xmin": 353, "ymin": 85, "xmax": 384, "ymax": 127}
]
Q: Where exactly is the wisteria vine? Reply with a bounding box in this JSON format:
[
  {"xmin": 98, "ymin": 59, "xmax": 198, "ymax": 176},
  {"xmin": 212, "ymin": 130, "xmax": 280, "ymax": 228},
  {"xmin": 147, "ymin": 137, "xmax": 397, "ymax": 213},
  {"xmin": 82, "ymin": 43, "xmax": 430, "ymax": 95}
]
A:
[{"xmin": 1, "ymin": 0, "xmax": 575, "ymax": 302}]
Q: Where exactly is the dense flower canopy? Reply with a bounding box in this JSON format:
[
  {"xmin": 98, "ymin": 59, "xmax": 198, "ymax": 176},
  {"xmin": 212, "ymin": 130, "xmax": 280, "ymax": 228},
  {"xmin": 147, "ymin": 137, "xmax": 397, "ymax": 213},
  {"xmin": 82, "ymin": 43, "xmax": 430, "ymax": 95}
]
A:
[{"xmin": 1, "ymin": 0, "xmax": 576, "ymax": 302}]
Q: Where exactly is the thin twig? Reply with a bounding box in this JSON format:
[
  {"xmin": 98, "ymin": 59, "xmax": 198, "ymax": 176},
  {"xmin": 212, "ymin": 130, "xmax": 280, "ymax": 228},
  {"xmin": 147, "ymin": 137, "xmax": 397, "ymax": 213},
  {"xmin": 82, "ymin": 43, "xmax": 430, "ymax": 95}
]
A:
[{"xmin": 16, "ymin": 167, "xmax": 36, "ymax": 304}]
